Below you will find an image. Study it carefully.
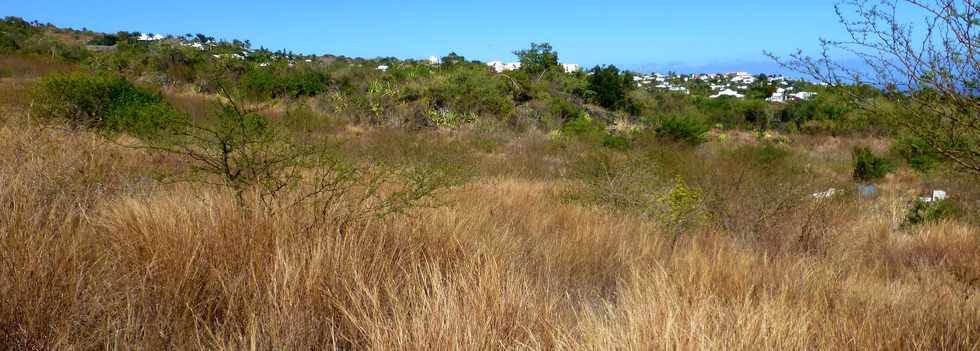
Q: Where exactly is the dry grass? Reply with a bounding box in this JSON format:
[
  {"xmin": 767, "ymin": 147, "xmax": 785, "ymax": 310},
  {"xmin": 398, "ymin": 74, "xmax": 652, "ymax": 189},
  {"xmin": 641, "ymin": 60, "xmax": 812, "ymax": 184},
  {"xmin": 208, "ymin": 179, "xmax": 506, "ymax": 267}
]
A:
[
  {"xmin": 0, "ymin": 54, "xmax": 78, "ymax": 79},
  {"xmin": 1, "ymin": 110, "xmax": 979, "ymax": 350}
]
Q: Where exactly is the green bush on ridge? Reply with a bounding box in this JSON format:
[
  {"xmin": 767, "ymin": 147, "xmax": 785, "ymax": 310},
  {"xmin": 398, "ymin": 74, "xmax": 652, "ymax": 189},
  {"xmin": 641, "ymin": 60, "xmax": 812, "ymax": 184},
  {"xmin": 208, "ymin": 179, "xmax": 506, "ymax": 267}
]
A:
[{"xmin": 31, "ymin": 71, "xmax": 185, "ymax": 137}]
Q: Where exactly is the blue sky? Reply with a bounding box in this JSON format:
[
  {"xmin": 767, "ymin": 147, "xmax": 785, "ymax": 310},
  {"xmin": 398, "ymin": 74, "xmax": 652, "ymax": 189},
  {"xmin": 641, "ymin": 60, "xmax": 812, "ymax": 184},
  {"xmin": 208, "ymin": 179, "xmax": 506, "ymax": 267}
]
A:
[{"xmin": 2, "ymin": 0, "xmax": 852, "ymax": 73}]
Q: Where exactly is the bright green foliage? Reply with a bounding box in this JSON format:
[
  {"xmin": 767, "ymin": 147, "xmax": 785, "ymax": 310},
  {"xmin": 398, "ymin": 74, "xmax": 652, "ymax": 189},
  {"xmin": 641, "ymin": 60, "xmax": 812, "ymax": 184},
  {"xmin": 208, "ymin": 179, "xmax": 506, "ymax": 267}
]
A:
[
  {"xmin": 655, "ymin": 113, "xmax": 710, "ymax": 145},
  {"xmin": 904, "ymin": 198, "xmax": 959, "ymax": 227},
  {"xmin": 852, "ymin": 147, "xmax": 894, "ymax": 182},
  {"xmin": 661, "ymin": 176, "xmax": 704, "ymax": 245},
  {"xmin": 240, "ymin": 64, "xmax": 329, "ymax": 99},
  {"xmin": 31, "ymin": 72, "xmax": 184, "ymax": 137}
]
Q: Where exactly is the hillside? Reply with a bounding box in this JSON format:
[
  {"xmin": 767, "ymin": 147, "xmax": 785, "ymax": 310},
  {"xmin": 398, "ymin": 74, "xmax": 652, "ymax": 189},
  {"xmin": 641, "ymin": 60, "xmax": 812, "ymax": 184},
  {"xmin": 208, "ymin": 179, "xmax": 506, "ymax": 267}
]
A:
[{"xmin": 1, "ymin": 15, "xmax": 979, "ymax": 350}]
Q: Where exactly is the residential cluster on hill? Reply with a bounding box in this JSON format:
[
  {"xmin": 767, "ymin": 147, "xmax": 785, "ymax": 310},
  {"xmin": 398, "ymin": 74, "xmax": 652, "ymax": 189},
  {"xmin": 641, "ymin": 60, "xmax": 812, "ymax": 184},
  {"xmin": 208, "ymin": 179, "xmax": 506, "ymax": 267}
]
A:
[{"xmin": 633, "ymin": 71, "xmax": 820, "ymax": 101}]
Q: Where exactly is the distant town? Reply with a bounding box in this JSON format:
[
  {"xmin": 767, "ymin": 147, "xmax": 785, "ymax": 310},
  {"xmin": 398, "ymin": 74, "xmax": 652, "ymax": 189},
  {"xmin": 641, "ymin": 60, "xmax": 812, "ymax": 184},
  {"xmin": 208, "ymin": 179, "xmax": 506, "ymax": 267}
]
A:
[{"xmin": 121, "ymin": 32, "xmax": 821, "ymax": 103}]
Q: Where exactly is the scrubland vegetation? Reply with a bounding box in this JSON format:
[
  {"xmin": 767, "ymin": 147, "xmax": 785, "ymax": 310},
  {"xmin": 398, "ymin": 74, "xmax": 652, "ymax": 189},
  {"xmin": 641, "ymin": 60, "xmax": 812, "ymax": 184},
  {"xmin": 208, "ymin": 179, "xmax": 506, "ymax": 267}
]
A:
[{"xmin": 1, "ymin": 2, "xmax": 979, "ymax": 348}]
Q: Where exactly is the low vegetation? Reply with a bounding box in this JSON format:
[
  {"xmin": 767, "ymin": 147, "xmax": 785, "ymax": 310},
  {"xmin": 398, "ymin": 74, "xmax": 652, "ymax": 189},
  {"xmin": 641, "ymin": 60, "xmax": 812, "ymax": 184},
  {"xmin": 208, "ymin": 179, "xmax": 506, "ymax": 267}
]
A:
[{"xmin": 1, "ymin": 3, "xmax": 979, "ymax": 348}]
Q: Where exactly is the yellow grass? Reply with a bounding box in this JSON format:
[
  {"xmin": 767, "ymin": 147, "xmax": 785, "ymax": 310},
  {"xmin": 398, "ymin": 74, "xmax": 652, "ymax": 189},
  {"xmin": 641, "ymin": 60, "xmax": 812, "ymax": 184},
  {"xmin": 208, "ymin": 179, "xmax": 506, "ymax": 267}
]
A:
[{"xmin": 0, "ymin": 116, "xmax": 978, "ymax": 350}]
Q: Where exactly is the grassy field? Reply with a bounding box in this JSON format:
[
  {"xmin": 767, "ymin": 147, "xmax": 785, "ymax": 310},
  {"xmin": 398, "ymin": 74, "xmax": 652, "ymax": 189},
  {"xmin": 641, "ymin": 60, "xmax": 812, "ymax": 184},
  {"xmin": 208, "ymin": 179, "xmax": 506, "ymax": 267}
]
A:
[{"xmin": 1, "ymin": 67, "xmax": 978, "ymax": 350}]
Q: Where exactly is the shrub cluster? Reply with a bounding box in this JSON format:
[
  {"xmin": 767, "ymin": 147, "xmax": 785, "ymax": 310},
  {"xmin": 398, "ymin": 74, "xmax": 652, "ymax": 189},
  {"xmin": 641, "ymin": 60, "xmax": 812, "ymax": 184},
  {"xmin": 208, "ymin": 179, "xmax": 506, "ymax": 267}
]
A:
[
  {"xmin": 31, "ymin": 72, "xmax": 184, "ymax": 136},
  {"xmin": 654, "ymin": 113, "xmax": 710, "ymax": 145},
  {"xmin": 852, "ymin": 147, "xmax": 894, "ymax": 182},
  {"xmin": 240, "ymin": 64, "xmax": 329, "ymax": 99}
]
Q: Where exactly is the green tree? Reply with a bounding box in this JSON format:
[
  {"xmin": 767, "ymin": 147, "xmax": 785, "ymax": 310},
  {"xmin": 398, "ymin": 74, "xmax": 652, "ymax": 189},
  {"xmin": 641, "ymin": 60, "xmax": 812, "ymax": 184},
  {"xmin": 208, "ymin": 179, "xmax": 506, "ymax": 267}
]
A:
[
  {"xmin": 745, "ymin": 74, "xmax": 777, "ymax": 100},
  {"xmin": 585, "ymin": 65, "xmax": 634, "ymax": 110},
  {"xmin": 513, "ymin": 42, "xmax": 559, "ymax": 81},
  {"xmin": 440, "ymin": 52, "xmax": 466, "ymax": 66}
]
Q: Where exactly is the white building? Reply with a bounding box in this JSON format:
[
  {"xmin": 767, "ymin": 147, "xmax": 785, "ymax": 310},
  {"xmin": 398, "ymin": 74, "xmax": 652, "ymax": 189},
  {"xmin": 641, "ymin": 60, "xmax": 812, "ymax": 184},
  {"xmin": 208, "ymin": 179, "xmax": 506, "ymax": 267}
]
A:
[
  {"xmin": 138, "ymin": 33, "xmax": 165, "ymax": 41},
  {"xmin": 767, "ymin": 88, "xmax": 788, "ymax": 103},
  {"xmin": 427, "ymin": 56, "xmax": 440, "ymax": 64},
  {"xmin": 377, "ymin": 65, "xmax": 389, "ymax": 72},
  {"xmin": 561, "ymin": 63, "xmax": 581, "ymax": 73},
  {"xmin": 710, "ymin": 89, "xmax": 744, "ymax": 99},
  {"xmin": 487, "ymin": 61, "xmax": 522, "ymax": 73}
]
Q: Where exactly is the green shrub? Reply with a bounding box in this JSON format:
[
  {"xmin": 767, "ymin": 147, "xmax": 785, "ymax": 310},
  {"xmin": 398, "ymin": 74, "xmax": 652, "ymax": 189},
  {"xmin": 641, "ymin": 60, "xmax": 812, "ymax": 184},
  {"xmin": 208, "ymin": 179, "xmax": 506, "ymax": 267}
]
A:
[
  {"xmin": 86, "ymin": 35, "xmax": 117, "ymax": 46},
  {"xmin": 32, "ymin": 72, "xmax": 184, "ymax": 136},
  {"xmin": 548, "ymin": 96, "xmax": 582, "ymax": 124},
  {"xmin": 240, "ymin": 64, "xmax": 329, "ymax": 99},
  {"xmin": 852, "ymin": 147, "xmax": 894, "ymax": 182},
  {"xmin": 743, "ymin": 143, "xmax": 792, "ymax": 165},
  {"xmin": 655, "ymin": 113, "xmax": 710, "ymax": 145},
  {"xmin": 893, "ymin": 136, "xmax": 943, "ymax": 173},
  {"xmin": 601, "ymin": 133, "xmax": 632, "ymax": 150},
  {"xmin": 584, "ymin": 65, "xmax": 634, "ymax": 111},
  {"xmin": 428, "ymin": 68, "xmax": 514, "ymax": 118},
  {"xmin": 904, "ymin": 199, "xmax": 959, "ymax": 227},
  {"xmin": 562, "ymin": 113, "xmax": 604, "ymax": 137}
]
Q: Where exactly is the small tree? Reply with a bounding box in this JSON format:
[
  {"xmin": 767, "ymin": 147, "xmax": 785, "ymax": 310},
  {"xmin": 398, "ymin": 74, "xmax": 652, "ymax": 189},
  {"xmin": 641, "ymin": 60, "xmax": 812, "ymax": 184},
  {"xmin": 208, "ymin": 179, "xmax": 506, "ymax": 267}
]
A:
[
  {"xmin": 770, "ymin": 0, "xmax": 980, "ymax": 177},
  {"xmin": 585, "ymin": 65, "xmax": 635, "ymax": 110},
  {"xmin": 513, "ymin": 42, "xmax": 559, "ymax": 81},
  {"xmin": 852, "ymin": 146, "xmax": 894, "ymax": 182},
  {"xmin": 441, "ymin": 52, "xmax": 466, "ymax": 66}
]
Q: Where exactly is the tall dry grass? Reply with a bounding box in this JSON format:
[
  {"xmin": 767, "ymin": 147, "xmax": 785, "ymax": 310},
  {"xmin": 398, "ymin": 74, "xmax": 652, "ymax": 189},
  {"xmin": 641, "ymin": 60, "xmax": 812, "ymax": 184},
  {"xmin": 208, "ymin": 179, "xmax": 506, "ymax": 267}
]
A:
[{"xmin": 1, "ymin": 115, "xmax": 979, "ymax": 350}]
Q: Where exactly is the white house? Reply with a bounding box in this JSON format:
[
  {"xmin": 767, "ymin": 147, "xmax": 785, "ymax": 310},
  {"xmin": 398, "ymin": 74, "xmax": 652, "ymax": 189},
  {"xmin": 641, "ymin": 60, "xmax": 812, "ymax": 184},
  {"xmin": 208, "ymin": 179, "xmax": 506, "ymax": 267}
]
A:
[
  {"xmin": 138, "ymin": 33, "xmax": 165, "ymax": 41},
  {"xmin": 487, "ymin": 61, "xmax": 505, "ymax": 72},
  {"xmin": 487, "ymin": 61, "xmax": 522, "ymax": 73},
  {"xmin": 561, "ymin": 63, "xmax": 581, "ymax": 73},
  {"xmin": 767, "ymin": 88, "xmax": 788, "ymax": 103},
  {"xmin": 919, "ymin": 190, "xmax": 948, "ymax": 203},
  {"xmin": 427, "ymin": 56, "xmax": 440, "ymax": 65},
  {"xmin": 377, "ymin": 65, "xmax": 389, "ymax": 72},
  {"xmin": 710, "ymin": 89, "xmax": 744, "ymax": 99}
]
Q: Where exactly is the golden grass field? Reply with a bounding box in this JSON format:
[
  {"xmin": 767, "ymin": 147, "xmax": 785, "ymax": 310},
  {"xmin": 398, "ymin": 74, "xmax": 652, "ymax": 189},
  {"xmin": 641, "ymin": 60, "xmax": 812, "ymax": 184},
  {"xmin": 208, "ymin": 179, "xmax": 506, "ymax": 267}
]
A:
[{"xmin": 1, "ymin": 71, "xmax": 979, "ymax": 350}]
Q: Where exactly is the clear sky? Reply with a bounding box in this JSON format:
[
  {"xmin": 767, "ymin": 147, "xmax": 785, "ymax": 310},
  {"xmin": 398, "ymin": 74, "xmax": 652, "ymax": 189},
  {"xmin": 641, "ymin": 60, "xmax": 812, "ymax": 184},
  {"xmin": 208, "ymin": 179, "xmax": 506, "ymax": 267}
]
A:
[{"xmin": 1, "ymin": 0, "xmax": 852, "ymax": 73}]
